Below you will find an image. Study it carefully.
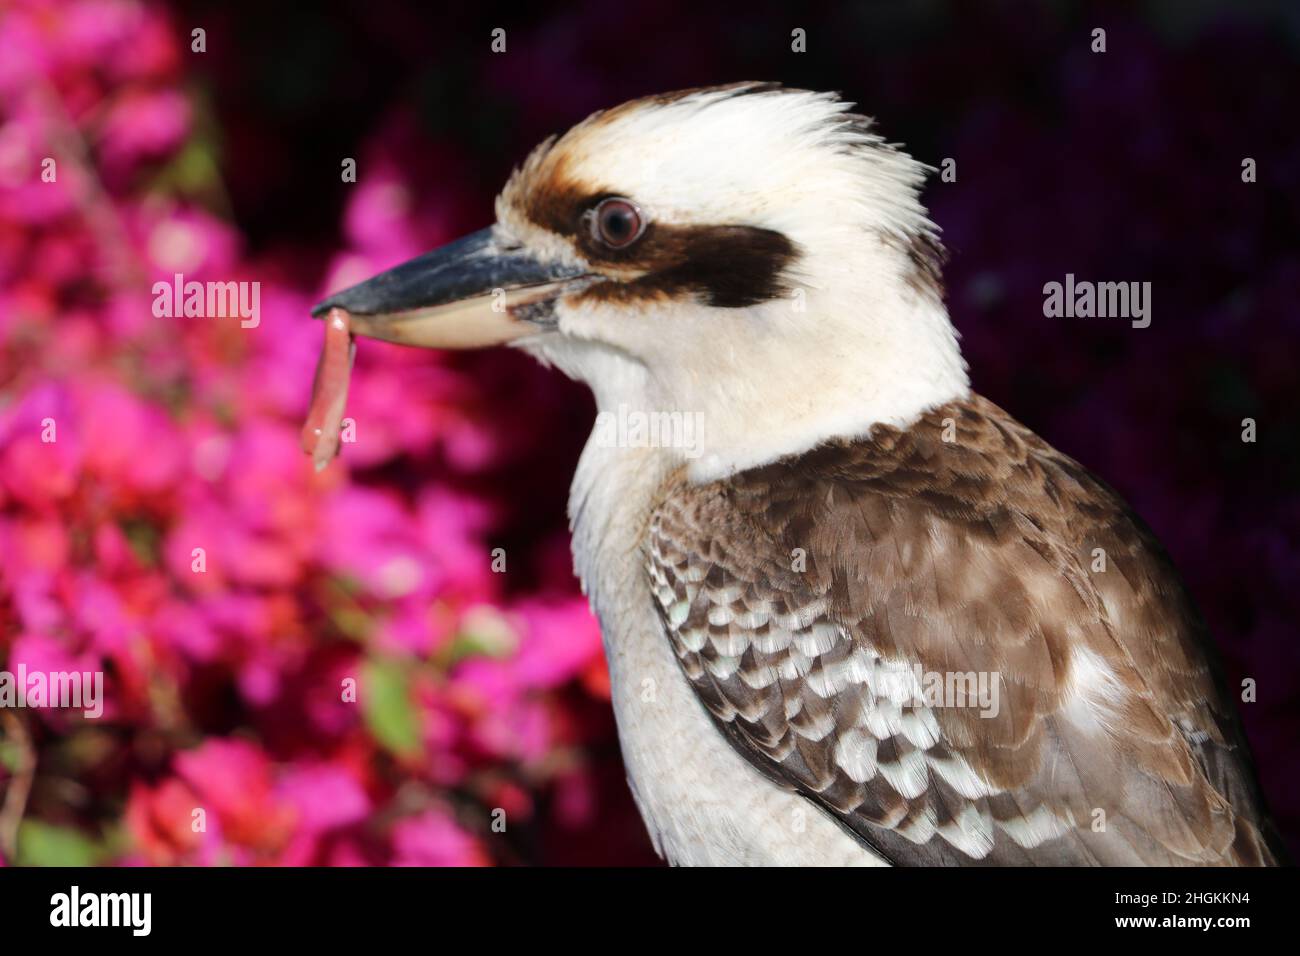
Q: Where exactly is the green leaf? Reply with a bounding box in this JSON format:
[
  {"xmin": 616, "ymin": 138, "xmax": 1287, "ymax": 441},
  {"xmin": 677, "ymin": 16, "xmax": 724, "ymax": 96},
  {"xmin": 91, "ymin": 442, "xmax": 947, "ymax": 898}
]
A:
[
  {"xmin": 362, "ymin": 659, "xmax": 422, "ymax": 760},
  {"xmin": 440, "ymin": 631, "xmax": 501, "ymax": 666},
  {"xmin": 438, "ymin": 607, "xmax": 517, "ymax": 665},
  {"xmin": 16, "ymin": 821, "xmax": 105, "ymax": 867},
  {"xmin": 0, "ymin": 740, "xmax": 19, "ymax": 773},
  {"xmin": 119, "ymin": 517, "xmax": 161, "ymax": 567}
]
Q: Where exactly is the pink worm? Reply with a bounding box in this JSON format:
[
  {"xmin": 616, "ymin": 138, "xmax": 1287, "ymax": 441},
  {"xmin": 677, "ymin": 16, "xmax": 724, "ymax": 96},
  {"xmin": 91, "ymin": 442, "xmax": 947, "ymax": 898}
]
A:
[{"xmin": 301, "ymin": 307, "xmax": 356, "ymax": 471}]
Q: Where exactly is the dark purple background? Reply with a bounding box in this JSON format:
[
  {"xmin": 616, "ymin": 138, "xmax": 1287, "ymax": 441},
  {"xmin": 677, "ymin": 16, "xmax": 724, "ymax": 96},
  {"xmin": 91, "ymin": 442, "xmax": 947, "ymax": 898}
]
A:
[{"xmin": 175, "ymin": 0, "xmax": 1300, "ymax": 859}]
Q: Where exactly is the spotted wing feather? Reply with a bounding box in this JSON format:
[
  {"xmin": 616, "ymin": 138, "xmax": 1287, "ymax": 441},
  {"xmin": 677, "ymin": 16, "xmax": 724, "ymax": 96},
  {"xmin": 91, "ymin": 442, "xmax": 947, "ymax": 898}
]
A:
[{"xmin": 645, "ymin": 395, "xmax": 1281, "ymax": 865}]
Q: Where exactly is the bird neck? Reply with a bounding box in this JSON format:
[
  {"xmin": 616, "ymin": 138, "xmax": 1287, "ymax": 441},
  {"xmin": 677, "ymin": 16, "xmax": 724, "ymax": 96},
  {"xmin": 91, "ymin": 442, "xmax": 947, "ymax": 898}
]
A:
[
  {"xmin": 694, "ymin": 294, "xmax": 970, "ymax": 481},
  {"xmin": 526, "ymin": 287, "xmax": 969, "ymax": 484}
]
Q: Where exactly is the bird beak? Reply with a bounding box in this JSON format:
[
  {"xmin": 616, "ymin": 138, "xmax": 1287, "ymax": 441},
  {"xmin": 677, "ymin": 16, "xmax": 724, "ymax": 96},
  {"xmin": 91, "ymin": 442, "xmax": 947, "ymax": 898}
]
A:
[{"xmin": 311, "ymin": 227, "xmax": 590, "ymax": 348}]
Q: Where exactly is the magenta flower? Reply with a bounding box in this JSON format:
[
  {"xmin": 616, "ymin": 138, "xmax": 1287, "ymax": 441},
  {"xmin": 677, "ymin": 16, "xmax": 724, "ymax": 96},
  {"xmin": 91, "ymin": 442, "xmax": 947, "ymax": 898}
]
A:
[
  {"xmin": 0, "ymin": 0, "xmax": 626, "ymax": 868},
  {"xmin": 390, "ymin": 810, "xmax": 487, "ymax": 867},
  {"xmin": 98, "ymin": 88, "xmax": 190, "ymax": 172},
  {"xmin": 173, "ymin": 739, "xmax": 298, "ymax": 857},
  {"xmin": 277, "ymin": 764, "xmax": 371, "ymax": 833}
]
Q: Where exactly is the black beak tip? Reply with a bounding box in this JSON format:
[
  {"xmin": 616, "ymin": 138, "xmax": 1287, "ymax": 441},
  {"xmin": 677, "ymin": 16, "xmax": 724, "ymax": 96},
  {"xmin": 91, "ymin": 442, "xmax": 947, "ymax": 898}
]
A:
[
  {"xmin": 312, "ymin": 289, "xmax": 366, "ymax": 319},
  {"xmin": 311, "ymin": 277, "xmax": 402, "ymax": 318},
  {"xmin": 312, "ymin": 284, "xmax": 360, "ymax": 317}
]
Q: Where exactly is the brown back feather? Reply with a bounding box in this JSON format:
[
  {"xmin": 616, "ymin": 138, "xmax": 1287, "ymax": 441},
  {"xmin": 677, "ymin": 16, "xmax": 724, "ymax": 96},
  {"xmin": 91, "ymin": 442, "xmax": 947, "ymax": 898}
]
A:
[{"xmin": 645, "ymin": 394, "xmax": 1283, "ymax": 865}]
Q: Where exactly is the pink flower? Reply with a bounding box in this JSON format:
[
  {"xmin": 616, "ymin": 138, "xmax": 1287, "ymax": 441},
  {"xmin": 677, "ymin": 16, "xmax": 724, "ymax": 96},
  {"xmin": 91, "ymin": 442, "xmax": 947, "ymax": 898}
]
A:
[
  {"xmin": 151, "ymin": 598, "xmax": 221, "ymax": 663},
  {"xmin": 78, "ymin": 380, "xmax": 184, "ymax": 498},
  {"xmin": 415, "ymin": 488, "xmax": 498, "ymax": 591},
  {"xmin": 2, "ymin": 631, "xmax": 113, "ymax": 726},
  {"xmin": 315, "ymin": 486, "xmax": 436, "ymax": 600},
  {"xmin": 0, "ymin": 382, "xmax": 82, "ymax": 510},
  {"xmin": 99, "ymin": 89, "xmax": 190, "ymax": 172},
  {"xmin": 126, "ymin": 778, "xmax": 207, "ymax": 866},
  {"xmin": 509, "ymin": 599, "xmax": 603, "ymax": 689},
  {"xmin": 1, "ymin": 515, "xmax": 70, "ymax": 576},
  {"xmin": 375, "ymin": 598, "xmax": 453, "ymax": 657},
  {"xmin": 7, "ymin": 572, "xmax": 66, "ymax": 633},
  {"xmin": 138, "ymin": 204, "xmax": 240, "ymax": 277},
  {"xmin": 342, "ymin": 171, "xmax": 424, "ymax": 263},
  {"xmin": 69, "ymin": 571, "xmax": 135, "ymax": 655},
  {"xmin": 8, "ymin": 631, "xmax": 96, "ymax": 683},
  {"xmin": 391, "ymin": 810, "xmax": 487, "ymax": 867},
  {"xmin": 174, "ymin": 739, "xmax": 298, "ymax": 856},
  {"xmin": 0, "ymin": 106, "xmax": 93, "ymax": 224},
  {"xmin": 277, "ymin": 764, "xmax": 370, "ymax": 833},
  {"xmin": 0, "ymin": 7, "xmax": 623, "ymax": 869},
  {"xmin": 451, "ymin": 657, "xmax": 555, "ymax": 763}
]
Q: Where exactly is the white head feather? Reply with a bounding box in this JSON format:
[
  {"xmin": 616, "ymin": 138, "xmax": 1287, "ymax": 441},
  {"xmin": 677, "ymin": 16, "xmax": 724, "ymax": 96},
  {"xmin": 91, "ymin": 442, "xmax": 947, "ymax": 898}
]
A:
[{"xmin": 495, "ymin": 85, "xmax": 969, "ymax": 481}]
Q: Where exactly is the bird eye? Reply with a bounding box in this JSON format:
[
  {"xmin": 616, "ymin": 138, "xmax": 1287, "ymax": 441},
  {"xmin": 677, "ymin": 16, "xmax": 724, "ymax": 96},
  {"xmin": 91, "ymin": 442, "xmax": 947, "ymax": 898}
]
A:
[{"xmin": 591, "ymin": 198, "xmax": 645, "ymax": 249}]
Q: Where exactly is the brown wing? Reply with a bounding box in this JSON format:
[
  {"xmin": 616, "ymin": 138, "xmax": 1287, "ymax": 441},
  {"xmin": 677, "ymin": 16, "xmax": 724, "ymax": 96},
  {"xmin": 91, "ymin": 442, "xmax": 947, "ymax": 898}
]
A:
[{"xmin": 645, "ymin": 394, "xmax": 1282, "ymax": 865}]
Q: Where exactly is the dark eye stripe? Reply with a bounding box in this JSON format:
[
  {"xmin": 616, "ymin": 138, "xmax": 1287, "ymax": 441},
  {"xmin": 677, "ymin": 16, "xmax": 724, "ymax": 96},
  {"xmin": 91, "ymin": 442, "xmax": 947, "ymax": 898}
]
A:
[
  {"xmin": 573, "ymin": 224, "xmax": 797, "ymax": 308},
  {"xmin": 525, "ymin": 180, "xmax": 798, "ymax": 307}
]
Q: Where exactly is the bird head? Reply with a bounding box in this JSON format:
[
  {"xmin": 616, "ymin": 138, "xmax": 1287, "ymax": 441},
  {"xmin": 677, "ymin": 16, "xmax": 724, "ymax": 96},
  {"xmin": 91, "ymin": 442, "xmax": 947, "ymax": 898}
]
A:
[{"xmin": 314, "ymin": 83, "xmax": 968, "ymax": 478}]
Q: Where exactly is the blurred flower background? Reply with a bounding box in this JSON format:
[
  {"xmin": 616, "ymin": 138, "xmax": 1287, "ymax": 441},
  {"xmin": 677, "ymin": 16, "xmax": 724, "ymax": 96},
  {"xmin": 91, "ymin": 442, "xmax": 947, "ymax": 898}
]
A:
[{"xmin": 0, "ymin": 0, "xmax": 1296, "ymax": 866}]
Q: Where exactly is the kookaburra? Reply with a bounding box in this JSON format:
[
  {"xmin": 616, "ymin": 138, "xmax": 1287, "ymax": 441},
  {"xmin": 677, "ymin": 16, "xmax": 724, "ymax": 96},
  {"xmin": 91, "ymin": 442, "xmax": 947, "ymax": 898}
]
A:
[{"xmin": 312, "ymin": 83, "xmax": 1283, "ymax": 866}]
